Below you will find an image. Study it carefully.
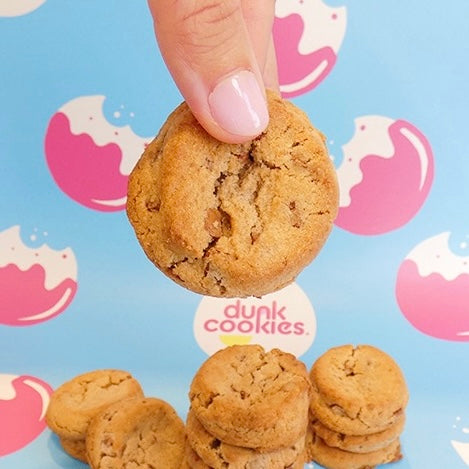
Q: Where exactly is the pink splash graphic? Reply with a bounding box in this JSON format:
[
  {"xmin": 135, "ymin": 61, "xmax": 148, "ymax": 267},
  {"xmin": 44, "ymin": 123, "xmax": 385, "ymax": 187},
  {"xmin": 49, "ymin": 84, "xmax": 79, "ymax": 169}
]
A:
[
  {"xmin": 335, "ymin": 118, "xmax": 434, "ymax": 235},
  {"xmin": 0, "ymin": 226, "xmax": 78, "ymax": 326},
  {"xmin": 0, "ymin": 374, "xmax": 53, "ymax": 456},
  {"xmin": 273, "ymin": 0, "xmax": 346, "ymax": 97},
  {"xmin": 44, "ymin": 95, "xmax": 150, "ymax": 212},
  {"xmin": 396, "ymin": 261, "xmax": 469, "ymax": 342},
  {"xmin": 0, "ymin": 264, "xmax": 77, "ymax": 326},
  {"xmin": 274, "ymin": 14, "xmax": 335, "ymax": 97},
  {"xmin": 395, "ymin": 232, "xmax": 469, "ymax": 342},
  {"xmin": 45, "ymin": 112, "xmax": 128, "ymax": 211}
]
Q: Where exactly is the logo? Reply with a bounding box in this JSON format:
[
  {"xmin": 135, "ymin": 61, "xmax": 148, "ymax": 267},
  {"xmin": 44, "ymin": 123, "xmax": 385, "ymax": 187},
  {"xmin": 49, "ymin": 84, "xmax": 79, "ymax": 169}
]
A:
[
  {"xmin": 335, "ymin": 115, "xmax": 434, "ymax": 235},
  {"xmin": 395, "ymin": 232, "xmax": 469, "ymax": 342},
  {"xmin": 274, "ymin": 0, "xmax": 347, "ymax": 97},
  {"xmin": 44, "ymin": 95, "xmax": 151, "ymax": 212},
  {"xmin": 0, "ymin": 225, "xmax": 78, "ymax": 326},
  {"xmin": 194, "ymin": 283, "xmax": 316, "ymax": 357},
  {"xmin": 0, "ymin": 374, "xmax": 52, "ymax": 456}
]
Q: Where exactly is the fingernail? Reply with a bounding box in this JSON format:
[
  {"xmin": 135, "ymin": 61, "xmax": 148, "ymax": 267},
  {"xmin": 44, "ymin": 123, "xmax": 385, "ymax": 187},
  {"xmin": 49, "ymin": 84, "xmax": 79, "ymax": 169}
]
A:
[{"xmin": 208, "ymin": 70, "xmax": 269, "ymax": 138}]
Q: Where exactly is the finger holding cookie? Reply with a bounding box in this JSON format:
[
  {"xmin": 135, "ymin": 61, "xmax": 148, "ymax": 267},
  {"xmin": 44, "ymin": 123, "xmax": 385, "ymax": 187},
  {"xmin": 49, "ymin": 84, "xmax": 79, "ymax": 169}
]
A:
[{"xmin": 147, "ymin": 0, "xmax": 277, "ymax": 144}]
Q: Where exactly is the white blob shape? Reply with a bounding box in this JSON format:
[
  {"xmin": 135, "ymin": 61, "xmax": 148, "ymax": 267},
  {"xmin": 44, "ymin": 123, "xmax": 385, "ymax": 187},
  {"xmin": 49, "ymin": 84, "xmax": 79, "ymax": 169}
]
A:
[
  {"xmin": 59, "ymin": 95, "xmax": 151, "ymax": 175},
  {"xmin": 337, "ymin": 115, "xmax": 395, "ymax": 207},
  {"xmin": 0, "ymin": 0, "xmax": 46, "ymax": 17},
  {"xmin": 275, "ymin": 0, "xmax": 346, "ymax": 54},
  {"xmin": 0, "ymin": 225, "xmax": 77, "ymax": 289},
  {"xmin": 406, "ymin": 232, "xmax": 469, "ymax": 280},
  {"xmin": 0, "ymin": 374, "xmax": 18, "ymax": 400},
  {"xmin": 451, "ymin": 440, "xmax": 469, "ymax": 466}
]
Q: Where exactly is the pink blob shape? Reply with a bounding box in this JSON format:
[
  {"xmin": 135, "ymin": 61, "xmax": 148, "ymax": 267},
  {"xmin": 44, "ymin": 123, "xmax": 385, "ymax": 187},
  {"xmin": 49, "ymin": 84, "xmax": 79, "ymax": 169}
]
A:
[
  {"xmin": 396, "ymin": 260, "xmax": 469, "ymax": 342},
  {"xmin": 335, "ymin": 120, "xmax": 434, "ymax": 234},
  {"xmin": 45, "ymin": 112, "xmax": 128, "ymax": 211},
  {"xmin": 0, "ymin": 263, "xmax": 77, "ymax": 326},
  {"xmin": 273, "ymin": 14, "xmax": 336, "ymax": 97},
  {"xmin": 0, "ymin": 376, "xmax": 53, "ymax": 456}
]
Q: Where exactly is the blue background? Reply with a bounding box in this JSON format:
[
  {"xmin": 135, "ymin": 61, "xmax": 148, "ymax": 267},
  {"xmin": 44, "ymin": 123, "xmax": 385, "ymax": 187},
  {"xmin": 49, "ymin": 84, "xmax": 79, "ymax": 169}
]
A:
[{"xmin": 1, "ymin": 1, "xmax": 468, "ymax": 468}]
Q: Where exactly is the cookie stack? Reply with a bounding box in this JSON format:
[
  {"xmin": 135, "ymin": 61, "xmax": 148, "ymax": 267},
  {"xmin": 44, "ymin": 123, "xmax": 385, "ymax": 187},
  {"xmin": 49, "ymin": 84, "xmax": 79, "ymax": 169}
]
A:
[
  {"xmin": 185, "ymin": 344, "xmax": 311, "ymax": 468},
  {"xmin": 85, "ymin": 396, "xmax": 186, "ymax": 469},
  {"xmin": 305, "ymin": 345, "xmax": 409, "ymax": 469},
  {"xmin": 45, "ymin": 369, "xmax": 144, "ymax": 463},
  {"xmin": 46, "ymin": 369, "xmax": 186, "ymax": 468}
]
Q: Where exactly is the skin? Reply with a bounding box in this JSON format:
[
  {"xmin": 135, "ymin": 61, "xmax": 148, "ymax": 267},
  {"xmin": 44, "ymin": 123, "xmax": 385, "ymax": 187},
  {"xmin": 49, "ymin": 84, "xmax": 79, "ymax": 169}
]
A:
[{"xmin": 147, "ymin": 0, "xmax": 279, "ymax": 143}]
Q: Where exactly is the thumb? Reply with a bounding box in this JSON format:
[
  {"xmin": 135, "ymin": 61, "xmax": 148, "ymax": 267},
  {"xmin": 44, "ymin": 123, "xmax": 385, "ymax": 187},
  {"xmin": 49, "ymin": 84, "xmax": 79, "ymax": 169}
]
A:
[{"xmin": 148, "ymin": 0, "xmax": 270, "ymax": 143}]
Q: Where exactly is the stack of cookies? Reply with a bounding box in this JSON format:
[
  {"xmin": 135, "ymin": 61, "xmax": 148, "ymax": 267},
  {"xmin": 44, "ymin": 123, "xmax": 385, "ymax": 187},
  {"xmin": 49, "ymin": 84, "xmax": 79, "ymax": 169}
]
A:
[
  {"xmin": 46, "ymin": 369, "xmax": 186, "ymax": 468},
  {"xmin": 85, "ymin": 396, "xmax": 186, "ymax": 469},
  {"xmin": 184, "ymin": 344, "xmax": 311, "ymax": 468},
  {"xmin": 305, "ymin": 345, "xmax": 409, "ymax": 469},
  {"xmin": 45, "ymin": 369, "xmax": 144, "ymax": 463}
]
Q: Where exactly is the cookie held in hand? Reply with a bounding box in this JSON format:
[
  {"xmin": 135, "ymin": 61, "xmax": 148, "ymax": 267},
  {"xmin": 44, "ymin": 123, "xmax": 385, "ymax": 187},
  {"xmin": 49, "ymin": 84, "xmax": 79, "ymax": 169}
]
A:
[{"xmin": 127, "ymin": 91, "xmax": 338, "ymax": 297}]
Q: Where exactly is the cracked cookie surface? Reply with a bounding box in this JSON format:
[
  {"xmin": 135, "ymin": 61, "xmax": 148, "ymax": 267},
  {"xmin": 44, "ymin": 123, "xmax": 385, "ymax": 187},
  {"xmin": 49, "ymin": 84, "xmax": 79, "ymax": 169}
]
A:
[
  {"xmin": 305, "ymin": 428, "xmax": 402, "ymax": 469},
  {"xmin": 309, "ymin": 345, "xmax": 409, "ymax": 435},
  {"xmin": 126, "ymin": 91, "xmax": 338, "ymax": 298},
  {"xmin": 310, "ymin": 413, "xmax": 405, "ymax": 453},
  {"xmin": 189, "ymin": 344, "xmax": 311, "ymax": 451},
  {"xmin": 46, "ymin": 369, "xmax": 144, "ymax": 440},
  {"xmin": 186, "ymin": 409, "xmax": 305, "ymax": 469},
  {"xmin": 184, "ymin": 441, "xmax": 305, "ymax": 469},
  {"xmin": 86, "ymin": 397, "xmax": 186, "ymax": 469},
  {"xmin": 59, "ymin": 437, "xmax": 87, "ymax": 462}
]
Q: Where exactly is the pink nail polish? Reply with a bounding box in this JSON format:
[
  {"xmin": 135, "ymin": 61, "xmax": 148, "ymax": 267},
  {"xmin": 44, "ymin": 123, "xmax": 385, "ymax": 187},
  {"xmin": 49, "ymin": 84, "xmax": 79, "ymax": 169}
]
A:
[{"xmin": 208, "ymin": 70, "xmax": 269, "ymax": 138}]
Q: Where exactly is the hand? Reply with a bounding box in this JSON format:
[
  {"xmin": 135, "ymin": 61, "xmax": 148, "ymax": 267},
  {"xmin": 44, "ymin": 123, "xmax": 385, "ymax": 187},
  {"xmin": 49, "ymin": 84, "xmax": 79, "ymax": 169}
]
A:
[{"xmin": 148, "ymin": 0, "xmax": 278, "ymax": 143}]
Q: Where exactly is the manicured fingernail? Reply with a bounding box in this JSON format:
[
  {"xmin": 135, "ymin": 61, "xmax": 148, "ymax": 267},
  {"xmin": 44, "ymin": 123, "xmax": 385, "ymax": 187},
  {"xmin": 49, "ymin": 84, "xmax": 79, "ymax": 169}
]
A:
[{"xmin": 208, "ymin": 70, "xmax": 269, "ymax": 138}]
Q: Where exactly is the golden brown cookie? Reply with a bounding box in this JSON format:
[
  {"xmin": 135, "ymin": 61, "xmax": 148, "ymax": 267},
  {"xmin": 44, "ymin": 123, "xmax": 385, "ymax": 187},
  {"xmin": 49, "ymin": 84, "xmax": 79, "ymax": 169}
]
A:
[
  {"xmin": 59, "ymin": 437, "xmax": 87, "ymax": 463},
  {"xmin": 185, "ymin": 441, "xmax": 305, "ymax": 469},
  {"xmin": 310, "ymin": 413, "xmax": 405, "ymax": 453},
  {"xmin": 86, "ymin": 397, "xmax": 186, "ymax": 469},
  {"xmin": 189, "ymin": 344, "xmax": 311, "ymax": 451},
  {"xmin": 46, "ymin": 369, "xmax": 143, "ymax": 440},
  {"xmin": 309, "ymin": 345, "xmax": 409, "ymax": 435},
  {"xmin": 305, "ymin": 428, "xmax": 402, "ymax": 469},
  {"xmin": 186, "ymin": 409, "xmax": 305, "ymax": 469},
  {"xmin": 179, "ymin": 454, "xmax": 192, "ymax": 469},
  {"xmin": 127, "ymin": 90, "xmax": 338, "ymax": 298},
  {"xmin": 185, "ymin": 443, "xmax": 211, "ymax": 469}
]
